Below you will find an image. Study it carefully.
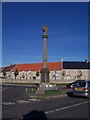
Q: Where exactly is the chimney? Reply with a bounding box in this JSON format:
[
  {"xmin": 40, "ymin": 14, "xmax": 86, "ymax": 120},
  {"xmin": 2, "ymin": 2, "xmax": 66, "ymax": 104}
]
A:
[
  {"xmin": 61, "ymin": 58, "xmax": 64, "ymax": 62},
  {"xmin": 61, "ymin": 58, "xmax": 64, "ymax": 70}
]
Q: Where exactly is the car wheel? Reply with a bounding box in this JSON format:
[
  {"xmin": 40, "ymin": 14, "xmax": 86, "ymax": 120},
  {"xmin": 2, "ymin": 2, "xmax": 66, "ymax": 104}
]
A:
[{"xmin": 67, "ymin": 92, "xmax": 73, "ymax": 97}]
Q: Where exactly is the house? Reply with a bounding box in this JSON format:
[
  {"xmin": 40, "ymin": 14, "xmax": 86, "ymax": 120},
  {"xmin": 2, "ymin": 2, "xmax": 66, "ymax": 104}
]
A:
[
  {"xmin": 63, "ymin": 61, "xmax": 89, "ymax": 80},
  {"xmin": 2, "ymin": 62, "xmax": 62, "ymax": 80},
  {"xmin": 0, "ymin": 68, "xmax": 3, "ymax": 78},
  {"xmin": 1, "ymin": 60, "xmax": 89, "ymax": 80}
]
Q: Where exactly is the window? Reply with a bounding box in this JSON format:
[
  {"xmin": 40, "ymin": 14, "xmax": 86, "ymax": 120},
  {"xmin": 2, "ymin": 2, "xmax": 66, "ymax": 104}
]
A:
[
  {"xmin": 66, "ymin": 75, "xmax": 71, "ymax": 80},
  {"xmin": 75, "ymin": 82, "xmax": 86, "ymax": 87}
]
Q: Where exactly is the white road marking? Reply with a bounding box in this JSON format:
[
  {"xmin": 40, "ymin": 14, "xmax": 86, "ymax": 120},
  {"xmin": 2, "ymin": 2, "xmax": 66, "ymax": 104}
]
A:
[
  {"xmin": 45, "ymin": 101, "xmax": 89, "ymax": 114},
  {"xmin": 0, "ymin": 88, "xmax": 8, "ymax": 92},
  {"xmin": 17, "ymin": 100, "xmax": 30, "ymax": 103},
  {"xmin": 2, "ymin": 102, "xmax": 15, "ymax": 105},
  {"xmin": 2, "ymin": 98, "xmax": 40, "ymax": 106},
  {"xmin": 29, "ymin": 99, "xmax": 40, "ymax": 101},
  {"xmin": 2, "ymin": 88, "xmax": 8, "ymax": 91}
]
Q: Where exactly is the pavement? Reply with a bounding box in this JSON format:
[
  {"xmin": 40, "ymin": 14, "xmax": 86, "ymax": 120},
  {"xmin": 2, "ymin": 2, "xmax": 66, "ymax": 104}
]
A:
[{"xmin": 2, "ymin": 84, "xmax": 89, "ymax": 119}]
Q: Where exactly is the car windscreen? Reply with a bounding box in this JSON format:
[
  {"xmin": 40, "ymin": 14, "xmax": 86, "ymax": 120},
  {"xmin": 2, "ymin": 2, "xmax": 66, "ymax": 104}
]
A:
[{"xmin": 75, "ymin": 82, "xmax": 86, "ymax": 87}]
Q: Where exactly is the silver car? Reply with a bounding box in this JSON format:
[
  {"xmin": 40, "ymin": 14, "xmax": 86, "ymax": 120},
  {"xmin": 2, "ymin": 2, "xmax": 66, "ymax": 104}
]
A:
[{"xmin": 67, "ymin": 80, "xmax": 90, "ymax": 99}]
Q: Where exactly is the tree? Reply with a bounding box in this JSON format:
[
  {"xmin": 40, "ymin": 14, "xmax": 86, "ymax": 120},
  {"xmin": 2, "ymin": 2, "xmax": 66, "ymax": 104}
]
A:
[
  {"xmin": 36, "ymin": 71, "xmax": 40, "ymax": 77},
  {"xmin": 14, "ymin": 69, "xmax": 19, "ymax": 79},
  {"xmin": 79, "ymin": 70, "xmax": 83, "ymax": 77},
  {"xmin": 61, "ymin": 70, "xmax": 66, "ymax": 80},
  {"xmin": 3, "ymin": 71, "xmax": 6, "ymax": 78},
  {"xmin": 77, "ymin": 70, "xmax": 83, "ymax": 80}
]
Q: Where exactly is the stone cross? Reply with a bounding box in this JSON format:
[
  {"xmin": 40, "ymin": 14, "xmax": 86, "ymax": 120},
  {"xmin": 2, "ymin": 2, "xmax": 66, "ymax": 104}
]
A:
[{"xmin": 40, "ymin": 25, "xmax": 50, "ymax": 83}]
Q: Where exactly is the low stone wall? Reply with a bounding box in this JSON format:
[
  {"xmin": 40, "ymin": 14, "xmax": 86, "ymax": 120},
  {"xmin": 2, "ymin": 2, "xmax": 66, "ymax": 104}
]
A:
[
  {"xmin": 1, "ymin": 78, "xmax": 75, "ymax": 84},
  {"xmin": 50, "ymin": 79, "xmax": 75, "ymax": 84},
  {"xmin": 1, "ymin": 79, "xmax": 40, "ymax": 84}
]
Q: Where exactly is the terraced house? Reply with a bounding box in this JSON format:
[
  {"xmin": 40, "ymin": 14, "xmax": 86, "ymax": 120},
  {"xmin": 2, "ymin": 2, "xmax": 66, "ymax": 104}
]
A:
[{"xmin": 1, "ymin": 60, "xmax": 89, "ymax": 81}]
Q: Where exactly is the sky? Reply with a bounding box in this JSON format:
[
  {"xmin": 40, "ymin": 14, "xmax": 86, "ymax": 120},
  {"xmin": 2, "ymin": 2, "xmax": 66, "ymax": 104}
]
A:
[{"xmin": 2, "ymin": 2, "xmax": 88, "ymax": 67}]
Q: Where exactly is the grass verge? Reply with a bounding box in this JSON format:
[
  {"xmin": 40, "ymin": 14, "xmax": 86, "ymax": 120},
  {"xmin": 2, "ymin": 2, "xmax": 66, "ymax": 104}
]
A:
[{"xmin": 27, "ymin": 88, "xmax": 63, "ymax": 99}]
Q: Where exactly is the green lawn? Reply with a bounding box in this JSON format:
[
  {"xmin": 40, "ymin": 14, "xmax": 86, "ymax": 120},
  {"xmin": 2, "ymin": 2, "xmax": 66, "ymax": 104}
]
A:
[
  {"xmin": 41, "ymin": 89, "xmax": 62, "ymax": 97},
  {"xmin": 27, "ymin": 88, "xmax": 63, "ymax": 98}
]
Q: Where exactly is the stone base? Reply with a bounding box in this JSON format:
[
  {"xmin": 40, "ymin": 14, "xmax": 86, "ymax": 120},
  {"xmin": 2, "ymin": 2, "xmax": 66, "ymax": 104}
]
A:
[
  {"xmin": 39, "ymin": 83, "xmax": 57, "ymax": 90},
  {"xmin": 35, "ymin": 83, "xmax": 57, "ymax": 95},
  {"xmin": 40, "ymin": 68, "xmax": 50, "ymax": 83}
]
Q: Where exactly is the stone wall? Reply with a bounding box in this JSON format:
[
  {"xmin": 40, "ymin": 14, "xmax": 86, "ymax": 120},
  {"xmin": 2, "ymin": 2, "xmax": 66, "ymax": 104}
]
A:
[
  {"xmin": 1, "ymin": 79, "xmax": 75, "ymax": 84},
  {"xmin": 2, "ymin": 69, "xmax": 89, "ymax": 81}
]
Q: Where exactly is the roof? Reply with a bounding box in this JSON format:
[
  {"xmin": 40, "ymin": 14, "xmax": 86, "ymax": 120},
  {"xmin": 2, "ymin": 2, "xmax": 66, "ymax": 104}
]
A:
[
  {"xmin": 2, "ymin": 64, "xmax": 16, "ymax": 72},
  {"xmin": 2, "ymin": 61, "xmax": 90, "ymax": 72},
  {"xmin": 63, "ymin": 61, "xmax": 89, "ymax": 69},
  {"xmin": 0, "ymin": 68, "xmax": 2, "ymax": 73},
  {"xmin": 3, "ymin": 62, "xmax": 62, "ymax": 72}
]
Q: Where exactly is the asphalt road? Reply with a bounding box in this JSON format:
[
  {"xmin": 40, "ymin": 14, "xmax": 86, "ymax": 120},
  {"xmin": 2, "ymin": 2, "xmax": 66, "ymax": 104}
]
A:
[{"xmin": 2, "ymin": 84, "xmax": 89, "ymax": 119}]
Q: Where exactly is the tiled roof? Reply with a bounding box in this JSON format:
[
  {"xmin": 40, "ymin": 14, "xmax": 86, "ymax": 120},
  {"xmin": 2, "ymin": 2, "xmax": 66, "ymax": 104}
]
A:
[
  {"xmin": 3, "ymin": 61, "xmax": 89, "ymax": 72},
  {"xmin": 14, "ymin": 63, "xmax": 42, "ymax": 71},
  {"xmin": 48, "ymin": 62, "xmax": 61, "ymax": 71},
  {"xmin": 3, "ymin": 62, "xmax": 62, "ymax": 72},
  {"xmin": 63, "ymin": 61, "xmax": 89, "ymax": 69},
  {"xmin": 2, "ymin": 65, "xmax": 16, "ymax": 72}
]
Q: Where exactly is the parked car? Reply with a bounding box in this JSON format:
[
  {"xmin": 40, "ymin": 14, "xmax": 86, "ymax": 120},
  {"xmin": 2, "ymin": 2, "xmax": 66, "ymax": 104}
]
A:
[
  {"xmin": 66, "ymin": 80, "xmax": 80, "ymax": 88},
  {"xmin": 67, "ymin": 80, "xmax": 90, "ymax": 99}
]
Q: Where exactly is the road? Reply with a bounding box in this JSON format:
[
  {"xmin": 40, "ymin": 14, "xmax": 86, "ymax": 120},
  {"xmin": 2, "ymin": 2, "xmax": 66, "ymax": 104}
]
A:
[{"xmin": 2, "ymin": 84, "xmax": 89, "ymax": 119}]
